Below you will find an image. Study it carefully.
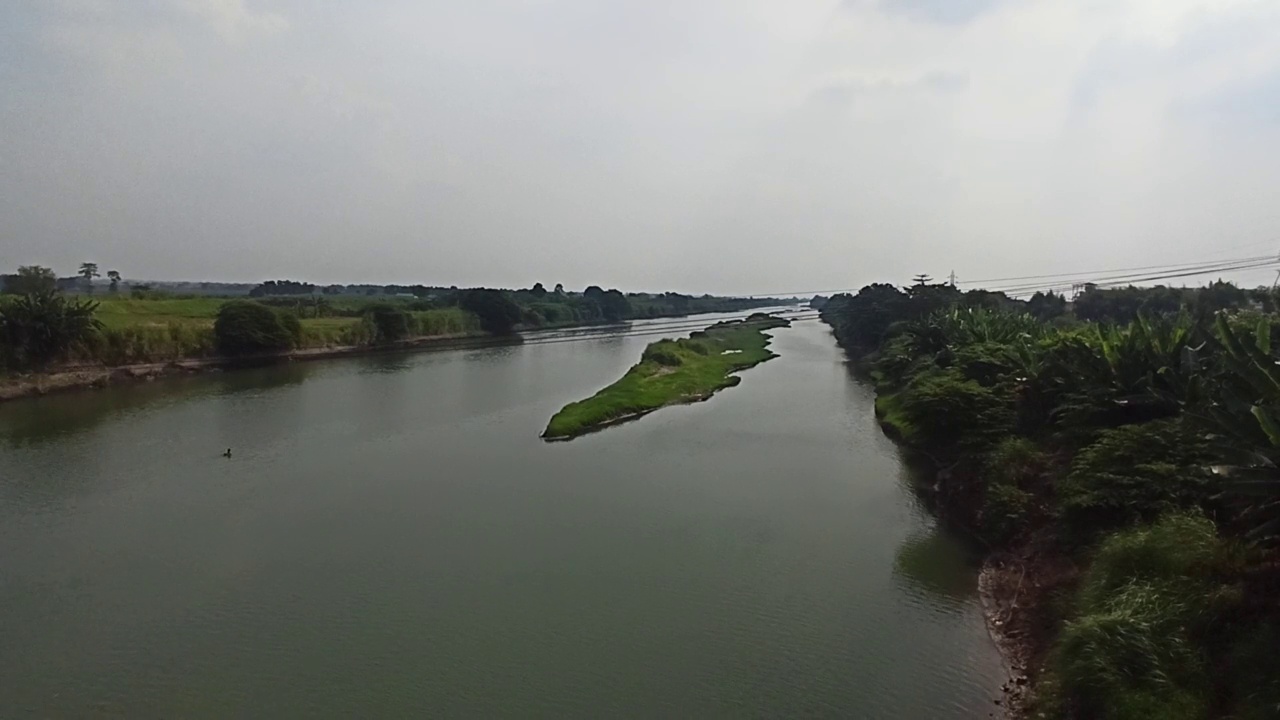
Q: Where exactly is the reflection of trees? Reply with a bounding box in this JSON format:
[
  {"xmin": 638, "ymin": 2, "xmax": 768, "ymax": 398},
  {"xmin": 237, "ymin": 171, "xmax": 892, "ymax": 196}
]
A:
[
  {"xmin": 0, "ymin": 362, "xmax": 313, "ymax": 446},
  {"xmin": 892, "ymin": 527, "xmax": 979, "ymax": 607}
]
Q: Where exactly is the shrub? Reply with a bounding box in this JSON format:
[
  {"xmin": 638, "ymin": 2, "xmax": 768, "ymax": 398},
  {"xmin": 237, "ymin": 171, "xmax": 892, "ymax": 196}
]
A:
[
  {"xmin": 643, "ymin": 341, "xmax": 683, "ymax": 367},
  {"xmin": 1052, "ymin": 514, "xmax": 1233, "ymax": 720},
  {"xmin": 982, "ymin": 483, "xmax": 1036, "ymax": 545},
  {"xmin": 363, "ymin": 303, "xmax": 410, "ymax": 344},
  {"xmin": 277, "ymin": 311, "xmax": 303, "ymax": 346},
  {"xmin": 896, "ymin": 368, "xmax": 1015, "ymax": 455},
  {"xmin": 1059, "ymin": 420, "xmax": 1214, "ymax": 540},
  {"xmin": 985, "ymin": 437, "xmax": 1051, "ymax": 488},
  {"xmin": 213, "ymin": 300, "xmax": 294, "ymax": 356}
]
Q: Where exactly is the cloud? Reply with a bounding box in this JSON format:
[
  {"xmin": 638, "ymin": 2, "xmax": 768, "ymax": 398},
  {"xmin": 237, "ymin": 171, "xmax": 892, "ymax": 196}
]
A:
[
  {"xmin": 873, "ymin": 0, "xmax": 1003, "ymax": 25},
  {"xmin": 180, "ymin": 0, "xmax": 287, "ymax": 41},
  {"xmin": 2, "ymin": 0, "xmax": 1280, "ymax": 294},
  {"xmin": 810, "ymin": 70, "xmax": 969, "ymax": 108}
]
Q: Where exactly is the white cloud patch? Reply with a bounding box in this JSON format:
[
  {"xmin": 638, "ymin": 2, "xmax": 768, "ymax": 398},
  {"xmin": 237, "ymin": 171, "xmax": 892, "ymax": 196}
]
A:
[{"xmin": 180, "ymin": 0, "xmax": 287, "ymax": 41}]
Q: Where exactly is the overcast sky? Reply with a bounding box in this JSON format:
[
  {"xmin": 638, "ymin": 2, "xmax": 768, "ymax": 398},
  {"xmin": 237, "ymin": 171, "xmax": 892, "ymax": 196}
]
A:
[{"xmin": 3, "ymin": 0, "xmax": 1280, "ymax": 294}]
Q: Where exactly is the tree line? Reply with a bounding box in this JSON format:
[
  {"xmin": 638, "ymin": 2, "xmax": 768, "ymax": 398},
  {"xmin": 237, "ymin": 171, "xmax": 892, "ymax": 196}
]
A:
[
  {"xmin": 0, "ymin": 265, "xmax": 779, "ymax": 371},
  {"xmin": 820, "ymin": 279, "xmax": 1280, "ymax": 718}
]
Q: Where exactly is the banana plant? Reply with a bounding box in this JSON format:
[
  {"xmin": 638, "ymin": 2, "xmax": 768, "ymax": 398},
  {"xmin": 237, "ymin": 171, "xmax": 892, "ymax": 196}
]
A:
[{"xmin": 1203, "ymin": 313, "xmax": 1280, "ymax": 544}]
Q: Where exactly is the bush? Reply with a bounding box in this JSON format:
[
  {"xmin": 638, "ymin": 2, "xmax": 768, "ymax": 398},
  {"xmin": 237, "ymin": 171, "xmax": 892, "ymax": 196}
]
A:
[
  {"xmin": 277, "ymin": 311, "xmax": 303, "ymax": 347},
  {"xmin": 1059, "ymin": 420, "xmax": 1213, "ymax": 540},
  {"xmin": 213, "ymin": 301, "xmax": 294, "ymax": 356},
  {"xmin": 896, "ymin": 368, "xmax": 1015, "ymax": 455},
  {"xmin": 363, "ymin": 303, "xmax": 410, "ymax": 345},
  {"xmin": 982, "ymin": 483, "xmax": 1035, "ymax": 545},
  {"xmin": 643, "ymin": 341, "xmax": 684, "ymax": 367},
  {"xmin": 1052, "ymin": 514, "xmax": 1234, "ymax": 720}
]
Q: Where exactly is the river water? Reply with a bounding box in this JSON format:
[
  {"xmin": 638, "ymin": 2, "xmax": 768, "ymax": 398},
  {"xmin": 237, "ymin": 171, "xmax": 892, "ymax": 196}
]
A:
[{"xmin": 0, "ymin": 313, "xmax": 1003, "ymax": 718}]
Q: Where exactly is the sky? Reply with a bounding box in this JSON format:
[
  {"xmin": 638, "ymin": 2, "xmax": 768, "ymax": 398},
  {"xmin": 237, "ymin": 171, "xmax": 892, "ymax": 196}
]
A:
[{"xmin": 3, "ymin": 0, "xmax": 1280, "ymax": 295}]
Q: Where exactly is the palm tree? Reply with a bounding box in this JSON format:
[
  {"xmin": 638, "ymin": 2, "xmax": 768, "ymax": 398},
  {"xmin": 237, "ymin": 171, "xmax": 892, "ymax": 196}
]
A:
[
  {"xmin": 107, "ymin": 270, "xmax": 121, "ymax": 293},
  {"xmin": 78, "ymin": 262, "xmax": 100, "ymax": 294}
]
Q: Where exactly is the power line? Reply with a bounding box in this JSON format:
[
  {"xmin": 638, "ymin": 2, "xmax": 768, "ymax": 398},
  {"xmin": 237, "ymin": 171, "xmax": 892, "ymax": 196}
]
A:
[
  {"xmin": 738, "ymin": 253, "xmax": 1279, "ymax": 300},
  {"xmin": 1001, "ymin": 260, "xmax": 1280, "ymax": 298},
  {"xmin": 959, "ymin": 254, "xmax": 1276, "ymax": 287},
  {"xmin": 987, "ymin": 257, "xmax": 1280, "ymax": 296}
]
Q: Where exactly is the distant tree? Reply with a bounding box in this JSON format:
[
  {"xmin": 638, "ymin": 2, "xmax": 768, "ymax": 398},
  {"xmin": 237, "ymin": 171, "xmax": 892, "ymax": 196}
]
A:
[
  {"xmin": 0, "ymin": 290, "xmax": 102, "ymax": 369},
  {"xmin": 249, "ymin": 280, "xmax": 316, "ymax": 297},
  {"xmin": 583, "ymin": 285, "xmax": 605, "ymax": 300},
  {"xmin": 3, "ymin": 266, "xmax": 58, "ymax": 295},
  {"xmin": 107, "ymin": 270, "xmax": 122, "ymax": 293},
  {"xmin": 213, "ymin": 301, "xmax": 294, "ymax": 356},
  {"xmin": 1026, "ymin": 290, "xmax": 1067, "ymax": 321},
  {"xmin": 458, "ymin": 289, "xmax": 522, "ymax": 335},
  {"xmin": 1195, "ymin": 280, "xmax": 1248, "ymax": 315},
  {"xmin": 365, "ymin": 287, "xmax": 378, "ymax": 296},
  {"xmin": 554, "ymin": 283, "xmax": 565, "ymax": 295},
  {"xmin": 323, "ymin": 284, "xmax": 345, "ymax": 295},
  {"xmin": 530, "ymin": 282, "xmax": 547, "ymax": 298},
  {"xmin": 600, "ymin": 288, "xmax": 631, "ymax": 322},
  {"xmin": 78, "ymin": 263, "xmax": 100, "ymax": 294}
]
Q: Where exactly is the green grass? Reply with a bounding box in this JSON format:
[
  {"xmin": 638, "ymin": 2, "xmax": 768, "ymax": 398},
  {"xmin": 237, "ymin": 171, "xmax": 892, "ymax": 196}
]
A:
[
  {"xmin": 71, "ymin": 299, "xmax": 485, "ymax": 364},
  {"xmin": 92, "ymin": 297, "xmax": 224, "ymax": 329},
  {"xmin": 542, "ymin": 313, "xmax": 790, "ymax": 440}
]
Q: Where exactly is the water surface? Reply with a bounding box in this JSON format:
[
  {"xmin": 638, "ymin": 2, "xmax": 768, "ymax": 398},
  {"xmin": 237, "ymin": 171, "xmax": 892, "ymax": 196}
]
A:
[{"xmin": 0, "ymin": 314, "xmax": 1003, "ymax": 717}]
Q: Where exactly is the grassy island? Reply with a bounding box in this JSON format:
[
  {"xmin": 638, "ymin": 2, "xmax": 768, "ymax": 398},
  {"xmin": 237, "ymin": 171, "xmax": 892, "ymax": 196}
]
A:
[{"xmin": 542, "ymin": 313, "xmax": 790, "ymax": 440}]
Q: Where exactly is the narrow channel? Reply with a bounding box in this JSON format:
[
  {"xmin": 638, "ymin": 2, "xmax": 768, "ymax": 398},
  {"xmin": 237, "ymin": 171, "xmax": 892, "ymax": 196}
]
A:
[{"xmin": 0, "ymin": 314, "xmax": 1003, "ymax": 717}]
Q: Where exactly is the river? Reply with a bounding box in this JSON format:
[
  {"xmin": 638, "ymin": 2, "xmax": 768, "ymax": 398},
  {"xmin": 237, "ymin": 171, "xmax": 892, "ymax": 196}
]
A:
[{"xmin": 0, "ymin": 312, "xmax": 1004, "ymax": 718}]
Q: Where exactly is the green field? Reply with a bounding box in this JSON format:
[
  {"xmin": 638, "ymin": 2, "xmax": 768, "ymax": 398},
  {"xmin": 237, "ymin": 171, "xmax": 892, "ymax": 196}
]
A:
[
  {"xmin": 542, "ymin": 314, "xmax": 790, "ymax": 440},
  {"xmin": 68, "ymin": 296, "xmax": 483, "ymax": 365}
]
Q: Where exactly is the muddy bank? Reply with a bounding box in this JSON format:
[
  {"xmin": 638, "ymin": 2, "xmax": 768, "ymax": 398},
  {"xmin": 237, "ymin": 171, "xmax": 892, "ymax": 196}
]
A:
[{"xmin": 0, "ymin": 332, "xmax": 510, "ymax": 404}]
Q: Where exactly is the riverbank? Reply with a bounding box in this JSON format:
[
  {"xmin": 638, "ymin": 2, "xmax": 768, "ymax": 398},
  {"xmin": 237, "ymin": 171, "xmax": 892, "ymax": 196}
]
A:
[
  {"xmin": 542, "ymin": 313, "xmax": 790, "ymax": 440},
  {"xmin": 819, "ymin": 287, "xmax": 1280, "ymax": 720},
  {"xmin": 0, "ymin": 331, "xmax": 508, "ymax": 403},
  {"xmin": 871, "ymin": 392, "xmax": 1037, "ymax": 716}
]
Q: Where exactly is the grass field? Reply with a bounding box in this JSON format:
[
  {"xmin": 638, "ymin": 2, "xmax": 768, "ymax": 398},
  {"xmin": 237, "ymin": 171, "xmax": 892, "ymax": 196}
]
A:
[
  {"xmin": 542, "ymin": 313, "xmax": 790, "ymax": 440},
  {"xmin": 66, "ymin": 296, "xmax": 483, "ymax": 365}
]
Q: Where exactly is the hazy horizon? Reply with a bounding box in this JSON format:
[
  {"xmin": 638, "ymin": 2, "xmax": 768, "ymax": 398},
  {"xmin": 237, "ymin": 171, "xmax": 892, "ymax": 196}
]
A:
[{"xmin": 4, "ymin": 1, "xmax": 1280, "ymax": 295}]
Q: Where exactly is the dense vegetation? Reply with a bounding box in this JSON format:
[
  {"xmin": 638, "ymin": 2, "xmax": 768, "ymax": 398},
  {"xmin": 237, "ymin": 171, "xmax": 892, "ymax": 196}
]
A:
[
  {"xmin": 543, "ymin": 313, "xmax": 790, "ymax": 440},
  {"xmin": 820, "ymin": 280, "xmax": 1280, "ymax": 718},
  {"xmin": 0, "ymin": 264, "xmax": 782, "ymax": 372}
]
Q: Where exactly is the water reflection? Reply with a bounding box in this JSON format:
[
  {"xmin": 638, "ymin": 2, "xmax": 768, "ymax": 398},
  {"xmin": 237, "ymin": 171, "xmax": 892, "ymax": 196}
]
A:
[
  {"xmin": 0, "ymin": 363, "xmax": 313, "ymax": 448},
  {"xmin": 893, "ymin": 527, "xmax": 980, "ymax": 608},
  {"xmin": 0, "ymin": 379, "xmax": 202, "ymax": 447}
]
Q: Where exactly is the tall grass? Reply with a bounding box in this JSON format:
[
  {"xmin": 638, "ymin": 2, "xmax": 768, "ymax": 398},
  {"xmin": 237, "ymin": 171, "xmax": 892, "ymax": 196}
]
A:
[{"xmin": 1048, "ymin": 514, "xmax": 1239, "ymax": 720}]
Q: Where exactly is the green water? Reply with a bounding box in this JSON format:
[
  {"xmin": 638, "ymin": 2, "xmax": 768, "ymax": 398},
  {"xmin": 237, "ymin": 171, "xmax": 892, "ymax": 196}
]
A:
[{"xmin": 0, "ymin": 314, "xmax": 1003, "ymax": 717}]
